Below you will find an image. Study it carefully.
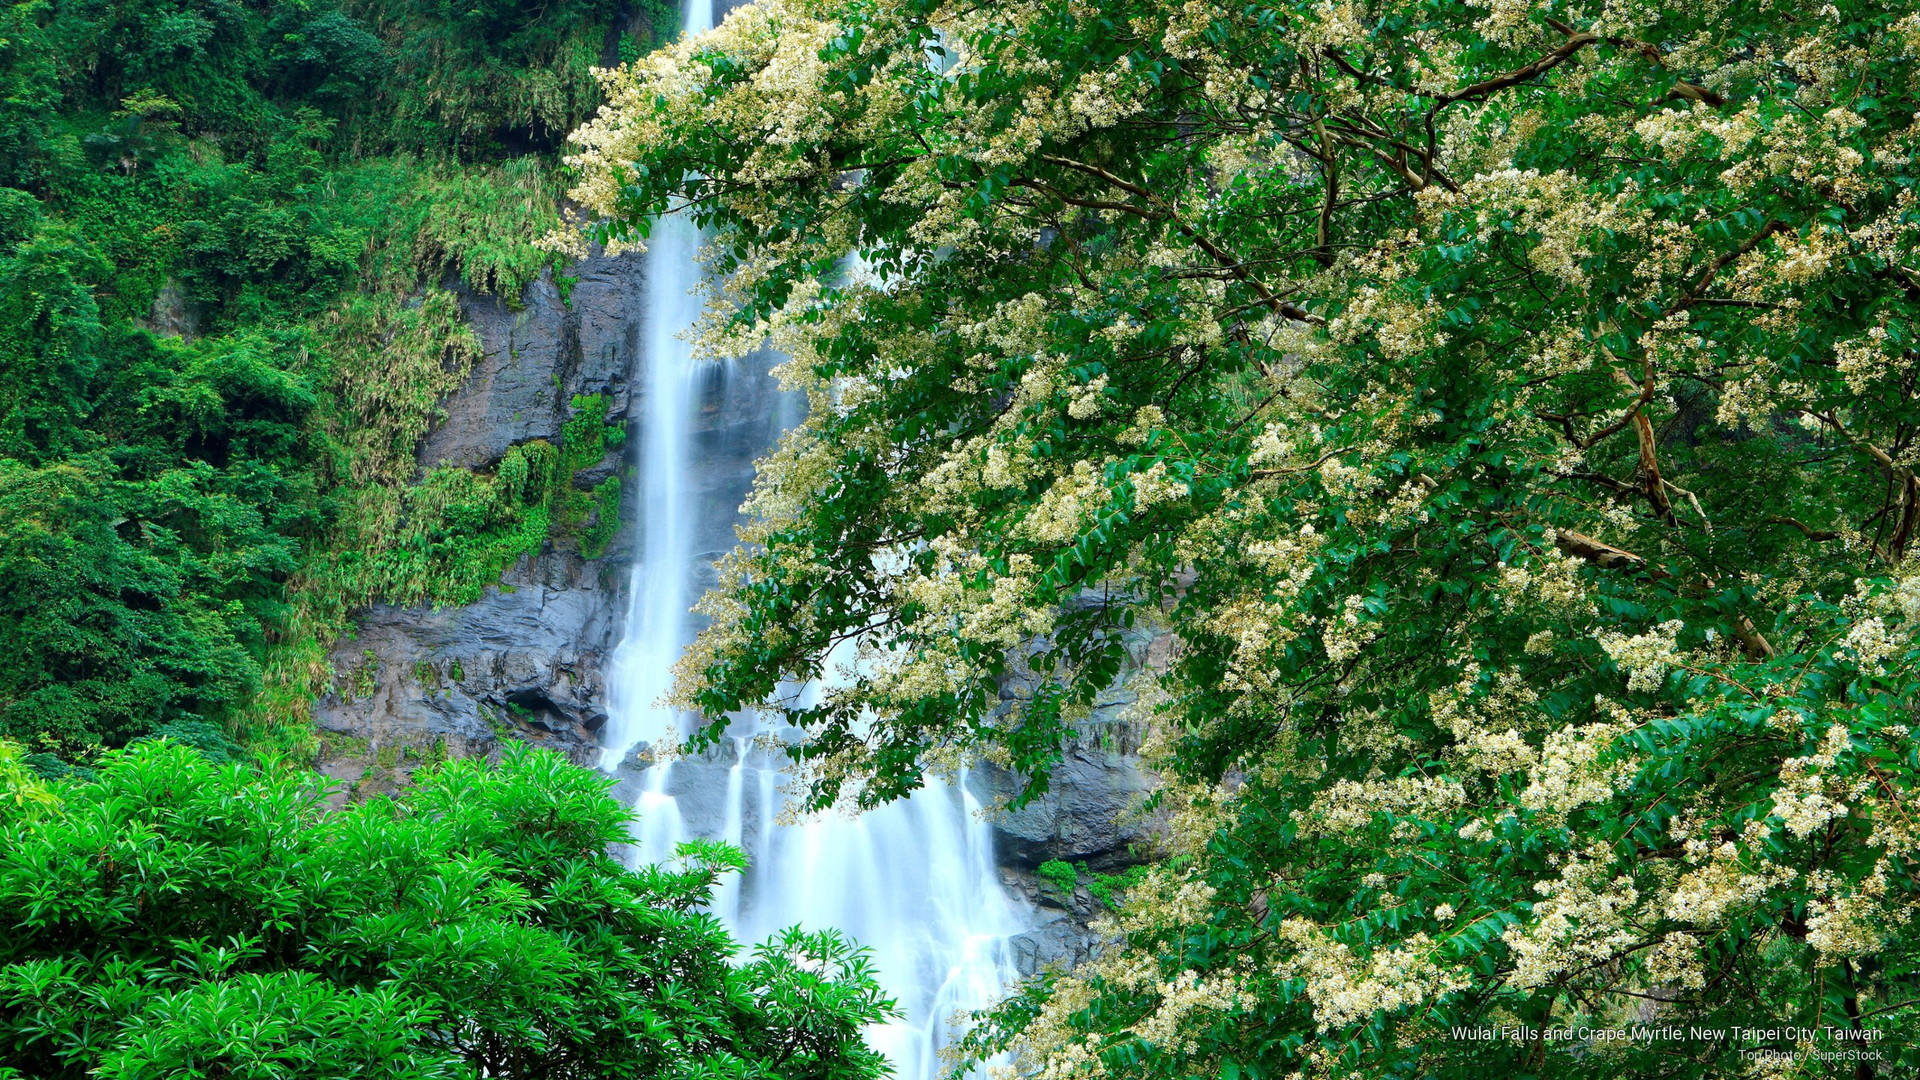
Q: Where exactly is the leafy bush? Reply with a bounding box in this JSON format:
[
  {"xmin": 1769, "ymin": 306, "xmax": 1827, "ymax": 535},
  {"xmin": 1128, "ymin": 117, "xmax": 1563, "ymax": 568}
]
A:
[
  {"xmin": 1035, "ymin": 859, "xmax": 1077, "ymax": 897},
  {"xmin": 133, "ymin": 719, "xmax": 245, "ymax": 763},
  {"xmin": 0, "ymin": 741, "xmax": 897, "ymax": 1079},
  {"xmin": 1084, "ymin": 865, "xmax": 1146, "ymax": 912}
]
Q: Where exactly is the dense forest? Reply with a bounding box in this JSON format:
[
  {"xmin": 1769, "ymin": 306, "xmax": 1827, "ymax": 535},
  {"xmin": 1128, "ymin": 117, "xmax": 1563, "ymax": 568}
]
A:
[
  {"xmin": 0, "ymin": 0, "xmax": 653, "ymax": 762},
  {"xmin": 7, "ymin": 0, "xmax": 1920, "ymax": 1078}
]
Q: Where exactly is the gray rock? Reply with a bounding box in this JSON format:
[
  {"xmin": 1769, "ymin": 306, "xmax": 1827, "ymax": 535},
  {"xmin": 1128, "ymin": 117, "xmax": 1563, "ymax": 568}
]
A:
[
  {"xmin": 146, "ymin": 279, "xmax": 201, "ymax": 340},
  {"xmin": 682, "ymin": 352, "xmax": 795, "ymax": 580},
  {"xmin": 968, "ymin": 625, "xmax": 1172, "ymax": 973},
  {"xmin": 313, "ymin": 549, "xmax": 624, "ymax": 800},
  {"xmin": 969, "ymin": 619, "xmax": 1166, "ymax": 872},
  {"xmin": 1007, "ymin": 906, "xmax": 1096, "ymax": 976},
  {"xmin": 969, "ymin": 746, "xmax": 1156, "ymax": 871},
  {"xmin": 419, "ymin": 252, "xmax": 644, "ymax": 470}
]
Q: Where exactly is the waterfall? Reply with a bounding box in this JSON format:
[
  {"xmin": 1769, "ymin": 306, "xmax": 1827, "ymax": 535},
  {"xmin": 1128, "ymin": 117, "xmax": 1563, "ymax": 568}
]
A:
[{"xmin": 599, "ymin": 4, "xmax": 1029, "ymax": 1076}]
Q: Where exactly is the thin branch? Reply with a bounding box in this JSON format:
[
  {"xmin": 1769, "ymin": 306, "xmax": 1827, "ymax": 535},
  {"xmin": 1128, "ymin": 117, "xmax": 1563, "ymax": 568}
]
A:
[
  {"xmin": 1042, "ymin": 154, "xmax": 1321, "ymax": 324},
  {"xmin": 1766, "ymin": 516, "xmax": 1841, "ymax": 542}
]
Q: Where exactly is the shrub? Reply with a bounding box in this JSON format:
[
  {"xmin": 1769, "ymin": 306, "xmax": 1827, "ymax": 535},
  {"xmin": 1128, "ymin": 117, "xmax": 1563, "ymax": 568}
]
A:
[{"xmin": 0, "ymin": 741, "xmax": 897, "ymax": 1079}]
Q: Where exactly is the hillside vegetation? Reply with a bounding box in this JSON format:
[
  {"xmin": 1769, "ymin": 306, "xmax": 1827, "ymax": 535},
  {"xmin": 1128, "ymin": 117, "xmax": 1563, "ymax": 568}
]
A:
[{"xmin": 0, "ymin": 0, "xmax": 662, "ymax": 760}]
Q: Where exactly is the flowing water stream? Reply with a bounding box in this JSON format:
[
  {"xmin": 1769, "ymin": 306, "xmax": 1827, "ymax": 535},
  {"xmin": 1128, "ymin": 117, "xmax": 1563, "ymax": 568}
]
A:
[{"xmin": 597, "ymin": 4, "xmax": 1028, "ymax": 1075}]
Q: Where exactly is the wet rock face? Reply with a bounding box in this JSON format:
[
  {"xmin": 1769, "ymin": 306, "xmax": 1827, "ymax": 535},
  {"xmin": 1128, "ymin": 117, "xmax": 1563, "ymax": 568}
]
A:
[
  {"xmin": 313, "ymin": 245, "xmax": 793, "ymax": 803},
  {"xmin": 971, "ymin": 620, "xmax": 1171, "ymax": 977},
  {"xmin": 420, "ymin": 253, "xmax": 643, "ymax": 470},
  {"xmin": 313, "ymin": 550, "xmax": 624, "ymax": 802},
  {"xmin": 1000, "ymin": 877, "xmax": 1110, "ymax": 974},
  {"xmin": 978, "ymin": 741, "xmax": 1160, "ymax": 978},
  {"xmin": 969, "ymin": 747, "xmax": 1156, "ymax": 871}
]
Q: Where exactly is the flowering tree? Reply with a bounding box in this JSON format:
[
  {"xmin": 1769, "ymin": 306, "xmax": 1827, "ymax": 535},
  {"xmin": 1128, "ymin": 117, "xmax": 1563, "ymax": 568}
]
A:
[{"xmin": 567, "ymin": 1, "xmax": 1920, "ymax": 1075}]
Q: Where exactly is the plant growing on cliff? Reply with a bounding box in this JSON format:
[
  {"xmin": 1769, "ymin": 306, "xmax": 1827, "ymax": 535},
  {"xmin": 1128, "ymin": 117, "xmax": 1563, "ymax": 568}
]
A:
[
  {"xmin": 0, "ymin": 739, "xmax": 896, "ymax": 1079},
  {"xmin": 1035, "ymin": 859, "xmax": 1078, "ymax": 899},
  {"xmin": 568, "ymin": 0, "xmax": 1920, "ymax": 1076}
]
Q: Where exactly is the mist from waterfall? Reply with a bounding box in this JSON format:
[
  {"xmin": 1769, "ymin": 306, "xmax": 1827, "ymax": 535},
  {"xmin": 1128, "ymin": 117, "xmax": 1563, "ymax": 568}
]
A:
[{"xmin": 599, "ymin": 4, "xmax": 1028, "ymax": 1076}]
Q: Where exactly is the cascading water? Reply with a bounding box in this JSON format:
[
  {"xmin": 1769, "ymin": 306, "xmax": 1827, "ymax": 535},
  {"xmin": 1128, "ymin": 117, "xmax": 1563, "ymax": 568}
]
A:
[
  {"xmin": 594, "ymin": 0, "xmax": 713, "ymax": 850},
  {"xmin": 599, "ymin": 4, "xmax": 1029, "ymax": 1076},
  {"xmin": 591, "ymin": 0, "xmax": 714, "ymax": 791}
]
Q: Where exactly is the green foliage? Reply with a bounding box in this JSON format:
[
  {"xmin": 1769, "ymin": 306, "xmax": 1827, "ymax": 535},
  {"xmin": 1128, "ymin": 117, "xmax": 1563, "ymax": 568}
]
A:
[
  {"xmin": 1036, "ymin": 859, "xmax": 1142, "ymax": 908},
  {"xmin": 3, "ymin": 0, "xmax": 667, "ymax": 166},
  {"xmin": 553, "ymin": 393, "xmax": 629, "ymax": 558},
  {"xmin": 0, "ymin": 741, "xmax": 58, "ymax": 821},
  {"xmin": 1035, "ymin": 859, "xmax": 1078, "ymax": 897},
  {"xmin": 0, "ymin": 740, "xmax": 897, "ymax": 1078},
  {"xmin": 328, "ymin": 451, "xmax": 555, "ymax": 605},
  {"xmin": 0, "ymin": 187, "xmax": 38, "ymax": 246},
  {"xmin": 359, "ymin": 156, "xmax": 567, "ymax": 301},
  {"xmin": 579, "ymin": 473, "xmax": 624, "ymax": 559},
  {"xmin": 133, "ymin": 719, "xmax": 245, "ymax": 764},
  {"xmin": 589, "ymin": 1, "xmax": 1920, "ymax": 1076},
  {"xmin": 320, "ymin": 288, "xmax": 482, "ymax": 485},
  {"xmin": 0, "ymin": 325, "xmax": 316, "ymax": 753},
  {"xmin": 0, "ymin": 228, "xmax": 106, "ymax": 461},
  {"xmin": 310, "ymin": 391, "xmax": 624, "ymax": 613},
  {"xmin": 19, "ymin": 752, "xmax": 93, "ymax": 784},
  {"xmin": 1084, "ymin": 865, "xmax": 1145, "ymax": 912},
  {"xmin": 0, "ymin": 257, "xmax": 332, "ymax": 757},
  {"xmin": 0, "ymin": 0, "xmax": 639, "ymax": 758},
  {"xmin": 0, "ymin": 2, "xmax": 67, "ymax": 191},
  {"xmin": 343, "ymin": 0, "xmax": 618, "ymax": 155}
]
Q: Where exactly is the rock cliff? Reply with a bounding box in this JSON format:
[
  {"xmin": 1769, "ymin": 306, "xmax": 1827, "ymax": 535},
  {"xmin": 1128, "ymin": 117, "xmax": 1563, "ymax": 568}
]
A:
[
  {"xmin": 314, "ymin": 247, "xmax": 793, "ymax": 800},
  {"xmin": 976, "ymin": 739, "xmax": 1159, "ymax": 975},
  {"xmin": 971, "ymin": 636, "xmax": 1167, "ymax": 976},
  {"xmin": 314, "ymin": 253, "xmax": 647, "ymax": 797}
]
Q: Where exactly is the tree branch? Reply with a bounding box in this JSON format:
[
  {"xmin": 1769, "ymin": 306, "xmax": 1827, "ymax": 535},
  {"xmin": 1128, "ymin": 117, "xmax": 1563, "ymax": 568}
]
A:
[
  {"xmin": 1433, "ymin": 33, "xmax": 1600, "ymax": 107},
  {"xmin": 1042, "ymin": 154, "xmax": 1321, "ymax": 324}
]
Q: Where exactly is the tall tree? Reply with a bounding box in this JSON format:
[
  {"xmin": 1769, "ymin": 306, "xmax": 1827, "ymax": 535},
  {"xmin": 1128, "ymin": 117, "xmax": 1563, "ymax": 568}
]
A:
[{"xmin": 569, "ymin": 1, "xmax": 1920, "ymax": 1075}]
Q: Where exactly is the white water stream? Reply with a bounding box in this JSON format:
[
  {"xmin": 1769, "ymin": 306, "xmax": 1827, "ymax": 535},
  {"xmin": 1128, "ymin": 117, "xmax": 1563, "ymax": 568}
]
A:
[{"xmin": 597, "ymin": 4, "xmax": 1028, "ymax": 1075}]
